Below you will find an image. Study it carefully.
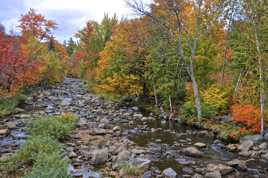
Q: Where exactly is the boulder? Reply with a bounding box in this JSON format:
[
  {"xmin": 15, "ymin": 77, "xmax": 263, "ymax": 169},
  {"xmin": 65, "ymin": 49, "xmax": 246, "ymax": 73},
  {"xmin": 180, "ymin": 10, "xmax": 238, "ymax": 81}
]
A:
[
  {"xmin": 182, "ymin": 147, "xmax": 203, "ymax": 157},
  {"xmin": 91, "ymin": 148, "xmax": 109, "ymax": 165},
  {"xmin": 162, "ymin": 168, "xmax": 177, "ymax": 178}
]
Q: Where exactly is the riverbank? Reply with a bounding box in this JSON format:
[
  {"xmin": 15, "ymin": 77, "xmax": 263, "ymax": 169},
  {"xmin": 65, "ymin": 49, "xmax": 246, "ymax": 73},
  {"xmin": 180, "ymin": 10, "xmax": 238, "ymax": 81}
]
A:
[{"xmin": 1, "ymin": 78, "xmax": 268, "ymax": 178}]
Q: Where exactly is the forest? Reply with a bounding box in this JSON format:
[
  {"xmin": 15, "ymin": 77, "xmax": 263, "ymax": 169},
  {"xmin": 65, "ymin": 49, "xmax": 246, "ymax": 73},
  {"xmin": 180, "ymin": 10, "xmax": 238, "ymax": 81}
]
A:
[{"xmin": 0, "ymin": 0, "xmax": 268, "ymax": 178}]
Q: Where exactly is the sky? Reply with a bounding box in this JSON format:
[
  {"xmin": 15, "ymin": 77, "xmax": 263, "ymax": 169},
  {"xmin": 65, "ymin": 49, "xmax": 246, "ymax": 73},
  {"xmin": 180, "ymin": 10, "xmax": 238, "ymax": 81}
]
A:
[{"xmin": 0, "ymin": 0, "xmax": 152, "ymax": 42}]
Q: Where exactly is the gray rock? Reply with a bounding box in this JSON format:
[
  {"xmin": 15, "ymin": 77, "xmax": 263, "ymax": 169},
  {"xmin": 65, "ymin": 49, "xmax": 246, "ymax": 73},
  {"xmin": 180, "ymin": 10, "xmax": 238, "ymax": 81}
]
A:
[
  {"xmin": 91, "ymin": 148, "xmax": 109, "ymax": 165},
  {"xmin": 143, "ymin": 171, "xmax": 152, "ymax": 178},
  {"xmin": 134, "ymin": 158, "xmax": 151, "ymax": 170},
  {"xmin": 182, "ymin": 167, "xmax": 194, "ymax": 174},
  {"xmin": 238, "ymin": 140, "xmax": 254, "ymax": 153},
  {"xmin": 182, "ymin": 147, "xmax": 203, "ymax": 157},
  {"xmin": 113, "ymin": 126, "xmax": 121, "ymax": 132},
  {"xmin": 0, "ymin": 129, "xmax": 9, "ymax": 136},
  {"xmin": 6, "ymin": 121, "xmax": 17, "ymax": 129},
  {"xmin": 176, "ymin": 158, "xmax": 196, "ymax": 165},
  {"xmin": 116, "ymin": 150, "xmax": 130, "ymax": 163},
  {"xmin": 259, "ymin": 142, "xmax": 267, "ymax": 150},
  {"xmin": 227, "ymin": 159, "xmax": 247, "ymax": 171},
  {"xmin": 162, "ymin": 168, "xmax": 177, "ymax": 178},
  {"xmin": 205, "ymin": 171, "xmax": 222, "ymax": 178},
  {"xmin": 261, "ymin": 152, "xmax": 268, "ymax": 160},
  {"xmin": 61, "ymin": 98, "xmax": 72, "ymax": 106},
  {"xmin": 192, "ymin": 174, "xmax": 203, "ymax": 178},
  {"xmin": 207, "ymin": 164, "xmax": 233, "ymax": 175},
  {"xmin": 264, "ymin": 133, "xmax": 268, "ymax": 141},
  {"xmin": 194, "ymin": 142, "xmax": 206, "ymax": 148}
]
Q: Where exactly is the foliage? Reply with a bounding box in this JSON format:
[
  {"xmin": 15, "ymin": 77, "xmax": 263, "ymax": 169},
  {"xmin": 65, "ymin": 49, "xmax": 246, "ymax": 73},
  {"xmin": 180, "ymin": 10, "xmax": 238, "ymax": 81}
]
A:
[
  {"xmin": 19, "ymin": 8, "xmax": 57, "ymax": 41},
  {"xmin": 23, "ymin": 152, "xmax": 72, "ymax": 178},
  {"xmin": 181, "ymin": 100, "xmax": 217, "ymax": 119},
  {"xmin": 0, "ymin": 114, "xmax": 77, "ymax": 177},
  {"xmin": 0, "ymin": 93, "xmax": 26, "ymax": 117},
  {"xmin": 201, "ymin": 85, "xmax": 229, "ymax": 111},
  {"xmin": 231, "ymin": 104, "xmax": 261, "ymax": 133},
  {"xmin": 27, "ymin": 114, "xmax": 78, "ymax": 139}
]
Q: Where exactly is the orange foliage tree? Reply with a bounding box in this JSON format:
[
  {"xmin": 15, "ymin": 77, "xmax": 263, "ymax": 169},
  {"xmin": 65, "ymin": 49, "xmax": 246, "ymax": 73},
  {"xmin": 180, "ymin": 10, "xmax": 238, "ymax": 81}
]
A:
[
  {"xmin": 231, "ymin": 104, "xmax": 261, "ymax": 133},
  {"xmin": 18, "ymin": 9, "xmax": 57, "ymax": 41}
]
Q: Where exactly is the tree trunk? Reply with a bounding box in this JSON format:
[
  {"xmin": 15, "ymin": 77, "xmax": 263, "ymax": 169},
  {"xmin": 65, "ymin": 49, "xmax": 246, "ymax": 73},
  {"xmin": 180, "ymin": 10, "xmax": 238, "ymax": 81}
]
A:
[
  {"xmin": 253, "ymin": 25, "xmax": 265, "ymax": 136},
  {"xmin": 189, "ymin": 57, "xmax": 202, "ymax": 121}
]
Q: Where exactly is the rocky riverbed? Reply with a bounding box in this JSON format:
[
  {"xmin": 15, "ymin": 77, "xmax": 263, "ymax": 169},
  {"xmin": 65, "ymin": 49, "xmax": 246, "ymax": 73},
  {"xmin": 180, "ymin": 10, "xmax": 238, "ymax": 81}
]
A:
[{"xmin": 1, "ymin": 78, "xmax": 268, "ymax": 178}]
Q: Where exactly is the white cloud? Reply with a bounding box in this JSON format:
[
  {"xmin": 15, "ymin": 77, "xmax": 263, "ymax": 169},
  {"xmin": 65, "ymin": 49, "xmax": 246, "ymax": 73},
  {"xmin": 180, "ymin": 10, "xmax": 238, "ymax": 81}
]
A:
[
  {"xmin": 2, "ymin": 0, "xmax": 152, "ymax": 41},
  {"xmin": 23, "ymin": 0, "xmax": 151, "ymax": 22}
]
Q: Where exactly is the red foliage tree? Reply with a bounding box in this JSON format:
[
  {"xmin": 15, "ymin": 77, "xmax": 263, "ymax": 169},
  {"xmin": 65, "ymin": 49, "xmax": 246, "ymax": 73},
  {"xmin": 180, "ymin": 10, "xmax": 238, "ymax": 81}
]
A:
[
  {"xmin": 231, "ymin": 104, "xmax": 261, "ymax": 133},
  {"xmin": 18, "ymin": 9, "xmax": 57, "ymax": 41}
]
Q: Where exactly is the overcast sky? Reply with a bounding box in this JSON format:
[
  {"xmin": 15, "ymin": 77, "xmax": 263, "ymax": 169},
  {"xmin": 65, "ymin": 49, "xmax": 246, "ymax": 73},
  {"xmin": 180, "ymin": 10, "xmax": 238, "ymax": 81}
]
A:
[{"xmin": 0, "ymin": 0, "xmax": 152, "ymax": 42}]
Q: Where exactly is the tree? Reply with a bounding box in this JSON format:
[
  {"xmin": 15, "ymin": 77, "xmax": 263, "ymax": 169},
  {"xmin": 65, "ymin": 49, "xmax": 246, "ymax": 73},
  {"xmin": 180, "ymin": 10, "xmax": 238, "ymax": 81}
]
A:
[
  {"xmin": 128, "ymin": 0, "xmax": 225, "ymax": 122},
  {"xmin": 18, "ymin": 9, "xmax": 57, "ymax": 41}
]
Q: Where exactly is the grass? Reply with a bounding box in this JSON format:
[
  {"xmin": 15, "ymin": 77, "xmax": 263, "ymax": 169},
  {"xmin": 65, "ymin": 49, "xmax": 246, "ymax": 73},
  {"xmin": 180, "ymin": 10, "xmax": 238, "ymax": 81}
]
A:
[
  {"xmin": 0, "ymin": 94, "xmax": 27, "ymax": 117},
  {"xmin": 0, "ymin": 114, "xmax": 78, "ymax": 178},
  {"xmin": 119, "ymin": 163, "xmax": 141, "ymax": 177},
  {"xmin": 27, "ymin": 114, "xmax": 78, "ymax": 139}
]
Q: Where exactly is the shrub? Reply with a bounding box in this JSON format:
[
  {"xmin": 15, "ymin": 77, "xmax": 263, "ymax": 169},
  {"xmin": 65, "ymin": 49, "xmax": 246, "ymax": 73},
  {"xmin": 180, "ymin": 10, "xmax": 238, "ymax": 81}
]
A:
[
  {"xmin": 181, "ymin": 100, "xmax": 217, "ymax": 119},
  {"xmin": 15, "ymin": 135, "xmax": 61, "ymax": 164},
  {"xmin": 201, "ymin": 85, "xmax": 229, "ymax": 111},
  {"xmin": 23, "ymin": 152, "xmax": 72, "ymax": 178},
  {"xmin": 230, "ymin": 104, "xmax": 260, "ymax": 133},
  {"xmin": 27, "ymin": 114, "xmax": 78, "ymax": 139},
  {"xmin": 0, "ymin": 93, "xmax": 27, "ymax": 117}
]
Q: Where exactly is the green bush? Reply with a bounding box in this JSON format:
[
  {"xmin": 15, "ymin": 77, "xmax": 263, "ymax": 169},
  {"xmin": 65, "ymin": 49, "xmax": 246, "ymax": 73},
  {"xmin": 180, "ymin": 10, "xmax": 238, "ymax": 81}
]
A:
[
  {"xmin": 0, "ymin": 94, "xmax": 27, "ymax": 117},
  {"xmin": 27, "ymin": 114, "xmax": 78, "ymax": 139},
  {"xmin": 181, "ymin": 100, "xmax": 217, "ymax": 119},
  {"xmin": 15, "ymin": 136, "xmax": 61, "ymax": 164},
  {"xmin": 23, "ymin": 152, "xmax": 72, "ymax": 178}
]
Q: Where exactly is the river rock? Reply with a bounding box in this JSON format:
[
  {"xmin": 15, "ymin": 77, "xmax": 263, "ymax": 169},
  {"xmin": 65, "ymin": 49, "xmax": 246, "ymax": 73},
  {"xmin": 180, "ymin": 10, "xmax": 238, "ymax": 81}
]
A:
[
  {"xmin": 116, "ymin": 150, "xmax": 130, "ymax": 163},
  {"xmin": 6, "ymin": 121, "xmax": 17, "ymax": 129},
  {"xmin": 182, "ymin": 167, "xmax": 194, "ymax": 174},
  {"xmin": 176, "ymin": 158, "xmax": 196, "ymax": 165},
  {"xmin": 238, "ymin": 140, "xmax": 254, "ymax": 153},
  {"xmin": 207, "ymin": 164, "xmax": 234, "ymax": 175},
  {"xmin": 192, "ymin": 174, "xmax": 203, "ymax": 178},
  {"xmin": 0, "ymin": 129, "xmax": 9, "ymax": 136},
  {"xmin": 162, "ymin": 168, "xmax": 177, "ymax": 178},
  {"xmin": 134, "ymin": 157, "xmax": 151, "ymax": 170},
  {"xmin": 91, "ymin": 148, "xmax": 109, "ymax": 165},
  {"xmin": 182, "ymin": 147, "xmax": 203, "ymax": 157},
  {"xmin": 264, "ymin": 133, "xmax": 268, "ymax": 141},
  {"xmin": 194, "ymin": 142, "xmax": 206, "ymax": 148},
  {"xmin": 205, "ymin": 171, "xmax": 222, "ymax": 178},
  {"xmin": 143, "ymin": 171, "xmax": 153, "ymax": 178},
  {"xmin": 113, "ymin": 126, "xmax": 121, "ymax": 132},
  {"xmin": 227, "ymin": 159, "xmax": 247, "ymax": 171},
  {"xmin": 261, "ymin": 152, "xmax": 268, "ymax": 161},
  {"xmin": 259, "ymin": 142, "xmax": 267, "ymax": 150}
]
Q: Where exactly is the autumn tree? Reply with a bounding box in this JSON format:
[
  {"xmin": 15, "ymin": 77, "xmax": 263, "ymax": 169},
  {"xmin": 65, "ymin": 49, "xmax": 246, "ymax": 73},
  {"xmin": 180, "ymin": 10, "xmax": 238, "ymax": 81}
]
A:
[{"xmin": 18, "ymin": 9, "xmax": 57, "ymax": 41}]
